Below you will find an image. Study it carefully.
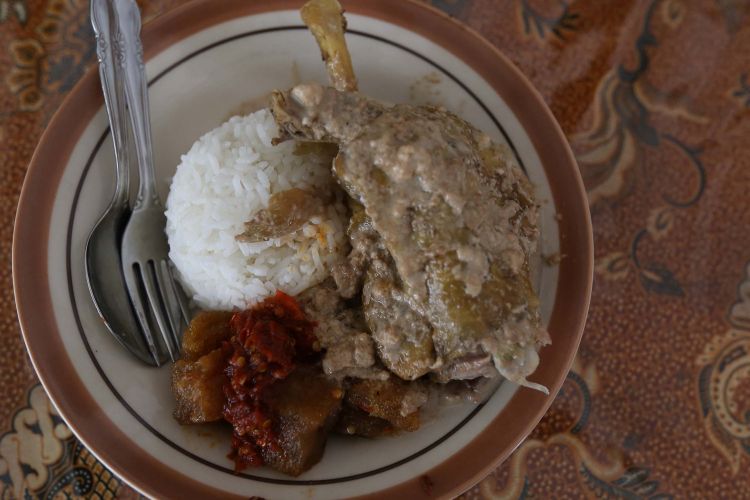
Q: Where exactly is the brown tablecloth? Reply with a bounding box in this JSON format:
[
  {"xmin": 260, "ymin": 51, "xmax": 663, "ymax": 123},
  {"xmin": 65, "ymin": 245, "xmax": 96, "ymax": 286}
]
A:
[{"xmin": 2, "ymin": 0, "xmax": 750, "ymax": 498}]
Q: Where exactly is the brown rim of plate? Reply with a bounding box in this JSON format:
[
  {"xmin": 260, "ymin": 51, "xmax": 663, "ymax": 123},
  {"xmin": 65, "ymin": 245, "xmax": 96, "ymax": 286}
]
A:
[{"xmin": 12, "ymin": 0, "xmax": 593, "ymax": 498}]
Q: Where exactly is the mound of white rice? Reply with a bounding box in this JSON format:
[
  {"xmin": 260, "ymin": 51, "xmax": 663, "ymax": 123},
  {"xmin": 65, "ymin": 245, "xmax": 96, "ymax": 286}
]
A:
[{"xmin": 165, "ymin": 109, "xmax": 347, "ymax": 310}]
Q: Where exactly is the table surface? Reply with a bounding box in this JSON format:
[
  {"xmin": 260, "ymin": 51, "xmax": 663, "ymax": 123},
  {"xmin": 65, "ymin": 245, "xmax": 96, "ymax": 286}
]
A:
[{"xmin": 2, "ymin": 0, "xmax": 750, "ymax": 498}]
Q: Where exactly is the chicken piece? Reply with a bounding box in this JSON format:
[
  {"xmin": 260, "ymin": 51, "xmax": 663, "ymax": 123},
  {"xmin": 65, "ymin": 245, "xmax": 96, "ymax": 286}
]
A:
[
  {"xmin": 298, "ymin": 279, "xmax": 390, "ymax": 381},
  {"xmin": 363, "ymin": 255, "xmax": 436, "ymax": 381},
  {"xmin": 301, "ymin": 0, "xmax": 357, "ymax": 92},
  {"xmin": 261, "ymin": 366, "xmax": 343, "ymax": 476},
  {"xmin": 331, "ymin": 200, "xmax": 376, "ymax": 298},
  {"xmin": 322, "ymin": 330, "xmax": 381, "ymax": 378},
  {"xmin": 334, "ymin": 404, "xmax": 394, "ymax": 438},
  {"xmin": 345, "ymin": 377, "xmax": 427, "ymax": 432},
  {"xmin": 271, "ymin": 84, "xmax": 549, "ymax": 392},
  {"xmin": 328, "ymin": 202, "xmax": 437, "ymax": 380},
  {"xmin": 172, "ymin": 348, "xmax": 227, "ymax": 424},
  {"xmin": 180, "ymin": 311, "xmax": 233, "ymax": 362}
]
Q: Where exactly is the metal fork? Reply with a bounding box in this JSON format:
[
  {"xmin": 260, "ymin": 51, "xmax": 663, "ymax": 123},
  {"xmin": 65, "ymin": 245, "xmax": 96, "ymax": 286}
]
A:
[{"xmin": 115, "ymin": 0, "xmax": 189, "ymax": 366}]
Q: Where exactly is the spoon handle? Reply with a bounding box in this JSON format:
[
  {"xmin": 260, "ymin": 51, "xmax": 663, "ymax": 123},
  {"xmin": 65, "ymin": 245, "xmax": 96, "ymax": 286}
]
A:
[
  {"xmin": 114, "ymin": 0, "xmax": 159, "ymax": 209},
  {"xmin": 90, "ymin": 0, "xmax": 129, "ymax": 207}
]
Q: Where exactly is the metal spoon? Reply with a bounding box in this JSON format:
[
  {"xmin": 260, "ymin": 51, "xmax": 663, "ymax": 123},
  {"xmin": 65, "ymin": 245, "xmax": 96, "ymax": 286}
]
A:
[{"xmin": 85, "ymin": 0, "xmax": 154, "ymax": 365}]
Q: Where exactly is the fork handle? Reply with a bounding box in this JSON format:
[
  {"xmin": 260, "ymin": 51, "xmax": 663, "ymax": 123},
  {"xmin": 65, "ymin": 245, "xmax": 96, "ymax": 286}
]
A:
[
  {"xmin": 90, "ymin": 0, "xmax": 130, "ymax": 207},
  {"xmin": 114, "ymin": 0, "xmax": 159, "ymax": 209}
]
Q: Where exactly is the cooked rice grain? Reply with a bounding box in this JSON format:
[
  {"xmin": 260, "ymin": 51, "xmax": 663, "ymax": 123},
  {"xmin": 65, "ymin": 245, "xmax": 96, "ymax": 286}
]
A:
[{"xmin": 165, "ymin": 109, "xmax": 347, "ymax": 310}]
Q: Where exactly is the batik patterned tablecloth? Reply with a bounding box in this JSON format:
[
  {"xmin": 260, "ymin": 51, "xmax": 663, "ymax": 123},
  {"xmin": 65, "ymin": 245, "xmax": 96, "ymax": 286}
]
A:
[{"xmin": 2, "ymin": 0, "xmax": 750, "ymax": 498}]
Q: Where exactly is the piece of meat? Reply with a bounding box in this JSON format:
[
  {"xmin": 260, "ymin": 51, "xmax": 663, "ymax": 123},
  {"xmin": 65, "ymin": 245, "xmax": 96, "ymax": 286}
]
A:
[
  {"xmin": 180, "ymin": 311, "xmax": 233, "ymax": 362},
  {"xmin": 334, "ymin": 202, "xmax": 437, "ymax": 380},
  {"xmin": 345, "ymin": 377, "xmax": 427, "ymax": 432},
  {"xmin": 300, "ymin": 0, "xmax": 357, "ymax": 92},
  {"xmin": 331, "ymin": 201, "xmax": 378, "ymax": 298},
  {"xmin": 297, "ymin": 278, "xmax": 344, "ymax": 319},
  {"xmin": 271, "ymin": 83, "xmax": 549, "ymax": 392},
  {"xmin": 334, "ymin": 404, "xmax": 393, "ymax": 438},
  {"xmin": 172, "ymin": 347, "xmax": 228, "ymax": 424},
  {"xmin": 237, "ymin": 188, "xmax": 327, "ymax": 243},
  {"xmin": 322, "ymin": 331, "xmax": 375, "ymax": 374},
  {"xmin": 298, "ymin": 280, "xmax": 389, "ymax": 380},
  {"xmin": 363, "ymin": 256, "xmax": 436, "ymax": 381},
  {"xmin": 261, "ymin": 366, "xmax": 343, "ymax": 476}
]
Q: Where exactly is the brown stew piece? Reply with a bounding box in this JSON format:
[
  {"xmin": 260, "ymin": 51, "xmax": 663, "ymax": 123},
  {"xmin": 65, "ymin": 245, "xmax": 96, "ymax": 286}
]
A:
[
  {"xmin": 236, "ymin": 188, "xmax": 326, "ymax": 243},
  {"xmin": 345, "ymin": 378, "xmax": 425, "ymax": 432},
  {"xmin": 261, "ymin": 366, "xmax": 343, "ymax": 476},
  {"xmin": 334, "ymin": 403, "xmax": 393, "ymax": 438},
  {"xmin": 181, "ymin": 311, "xmax": 234, "ymax": 362},
  {"xmin": 172, "ymin": 347, "xmax": 228, "ymax": 424}
]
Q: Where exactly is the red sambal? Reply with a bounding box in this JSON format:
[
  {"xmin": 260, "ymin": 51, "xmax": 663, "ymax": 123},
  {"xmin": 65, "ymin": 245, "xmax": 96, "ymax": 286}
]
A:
[{"xmin": 222, "ymin": 291, "xmax": 319, "ymax": 470}]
